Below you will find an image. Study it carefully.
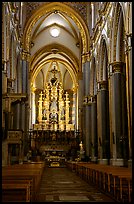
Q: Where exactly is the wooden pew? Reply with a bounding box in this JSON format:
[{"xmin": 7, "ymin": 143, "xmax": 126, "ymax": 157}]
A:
[
  {"xmin": 2, "ymin": 177, "xmax": 34, "ymax": 202},
  {"xmin": 2, "ymin": 162, "xmax": 45, "ymax": 202},
  {"xmin": 2, "ymin": 182, "xmax": 31, "ymax": 202},
  {"xmin": 66, "ymin": 162, "xmax": 132, "ymax": 202}
]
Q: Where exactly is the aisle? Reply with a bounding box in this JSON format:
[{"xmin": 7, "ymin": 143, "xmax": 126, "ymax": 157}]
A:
[{"xmin": 36, "ymin": 167, "xmax": 115, "ymax": 202}]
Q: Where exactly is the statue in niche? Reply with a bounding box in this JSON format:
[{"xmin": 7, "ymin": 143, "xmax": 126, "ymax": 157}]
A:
[
  {"xmin": 42, "ymin": 109, "xmax": 47, "ymax": 120},
  {"xmin": 50, "ymin": 99, "xmax": 58, "ymax": 122},
  {"xmin": 50, "ymin": 99, "xmax": 57, "ymax": 111},
  {"xmin": 60, "ymin": 108, "xmax": 65, "ymax": 120},
  {"xmin": 50, "ymin": 111, "xmax": 58, "ymax": 122}
]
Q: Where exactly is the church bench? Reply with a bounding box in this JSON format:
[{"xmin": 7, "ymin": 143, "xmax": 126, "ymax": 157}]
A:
[
  {"xmin": 2, "ymin": 182, "xmax": 31, "ymax": 202},
  {"xmin": 69, "ymin": 162, "xmax": 132, "ymax": 202},
  {"xmin": 3, "ymin": 162, "xmax": 45, "ymax": 179},
  {"xmin": 2, "ymin": 163, "xmax": 45, "ymax": 201},
  {"xmin": 83, "ymin": 164, "xmax": 132, "ymax": 199},
  {"xmin": 2, "ymin": 177, "xmax": 34, "ymax": 201},
  {"xmin": 108, "ymin": 171, "xmax": 132, "ymax": 202},
  {"xmin": 2, "ymin": 172, "xmax": 39, "ymax": 201},
  {"xmin": 66, "ymin": 161, "xmax": 77, "ymax": 171},
  {"xmin": 2, "ymin": 169, "xmax": 42, "ymax": 194}
]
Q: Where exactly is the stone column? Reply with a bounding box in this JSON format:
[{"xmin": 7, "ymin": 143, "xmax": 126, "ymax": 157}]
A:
[
  {"xmin": 125, "ymin": 34, "xmax": 132, "ymax": 167},
  {"xmin": 76, "ymin": 88, "xmax": 79, "ymax": 130},
  {"xmin": 82, "ymin": 61, "xmax": 90, "ymax": 158},
  {"xmin": 78, "ymin": 71, "xmax": 83, "ymax": 132},
  {"xmin": 29, "ymin": 87, "xmax": 35, "ymax": 130},
  {"xmin": 110, "ymin": 61, "xmax": 129, "ymax": 166},
  {"xmin": 97, "ymin": 81, "xmax": 110, "ymax": 164},
  {"xmin": 91, "ymin": 3, "xmax": 95, "ymax": 30},
  {"xmin": 90, "ymin": 95, "xmax": 98, "ymax": 162},
  {"xmin": 20, "ymin": 51, "xmax": 30, "ymax": 154},
  {"xmin": 86, "ymin": 104, "xmax": 91, "ymax": 158}
]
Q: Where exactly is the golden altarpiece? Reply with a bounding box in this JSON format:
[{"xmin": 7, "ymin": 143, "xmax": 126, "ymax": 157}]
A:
[{"xmin": 33, "ymin": 64, "xmax": 74, "ymax": 132}]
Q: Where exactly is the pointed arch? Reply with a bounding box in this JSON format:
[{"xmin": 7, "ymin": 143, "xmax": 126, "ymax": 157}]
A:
[
  {"xmin": 98, "ymin": 36, "xmax": 108, "ymax": 82},
  {"xmin": 23, "ymin": 2, "xmax": 90, "ymax": 54}
]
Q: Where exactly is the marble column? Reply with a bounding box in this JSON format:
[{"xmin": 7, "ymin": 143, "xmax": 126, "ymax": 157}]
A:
[
  {"xmin": 110, "ymin": 61, "xmax": 129, "ymax": 166},
  {"xmin": 91, "ymin": 3, "xmax": 95, "ymax": 30},
  {"xmin": 20, "ymin": 51, "xmax": 30, "ymax": 154},
  {"xmin": 31, "ymin": 89, "xmax": 36, "ymax": 126},
  {"xmin": 82, "ymin": 61, "xmax": 90, "ymax": 157},
  {"xmin": 85, "ymin": 104, "xmax": 91, "ymax": 158},
  {"xmin": 90, "ymin": 95, "xmax": 98, "ymax": 162},
  {"xmin": 97, "ymin": 81, "xmax": 110, "ymax": 164},
  {"xmin": 17, "ymin": 54, "xmax": 22, "ymax": 93},
  {"xmin": 125, "ymin": 34, "xmax": 132, "ymax": 167},
  {"xmin": 78, "ymin": 71, "xmax": 83, "ymax": 132}
]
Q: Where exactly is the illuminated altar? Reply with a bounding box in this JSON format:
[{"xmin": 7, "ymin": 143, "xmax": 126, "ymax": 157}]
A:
[{"xmin": 34, "ymin": 64, "xmax": 74, "ymax": 131}]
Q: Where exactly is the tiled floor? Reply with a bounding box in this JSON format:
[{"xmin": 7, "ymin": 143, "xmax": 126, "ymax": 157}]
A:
[{"xmin": 36, "ymin": 167, "xmax": 115, "ymax": 202}]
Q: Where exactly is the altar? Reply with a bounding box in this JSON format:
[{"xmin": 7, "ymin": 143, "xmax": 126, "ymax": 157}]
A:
[
  {"xmin": 42, "ymin": 150, "xmax": 66, "ymax": 167},
  {"xmin": 33, "ymin": 64, "xmax": 74, "ymax": 132}
]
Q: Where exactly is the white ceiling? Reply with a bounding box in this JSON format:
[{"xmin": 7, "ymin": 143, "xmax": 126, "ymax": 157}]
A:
[{"xmin": 30, "ymin": 8, "xmax": 80, "ymax": 91}]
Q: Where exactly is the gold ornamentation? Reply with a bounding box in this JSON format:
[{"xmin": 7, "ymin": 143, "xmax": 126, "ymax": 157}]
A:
[
  {"xmin": 99, "ymin": 80, "xmax": 107, "ymax": 90},
  {"xmin": 36, "ymin": 75, "xmax": 74, "ymax": 131},
  {"xmin": 72, "ymin": 85, "xmax": 78, "ymax": 93},
  {"xmin": 26, "ymin": 2, "xmax": 88, "ymax": 23},
  {"xmin": 31, "ymin": 85, "xmax": 37, "ymax": 93},
  {"xmin": 31, "ymin": 58, "xmax": 78, "ymax": 91},
  {"xmin": 30, "ymin": 43, "xmax": 79, "ymax": 72},
  {"xmin": 110, "ymin": 61, "xmax": 125, "ymax": 73},
  {"xmin": 82, "ymin": 52, "xmax": 90, "ymax": 63},
  {"xmin": 87, "ymin": 95, "xmax": 97, "ymax": 104},
  {"xmin": 23, "ymin": 2, "xmax": 90, "ymax": 54},
  {"xmin": 21, "ymin": 50, "xmax": 31, "ymax": 61}
]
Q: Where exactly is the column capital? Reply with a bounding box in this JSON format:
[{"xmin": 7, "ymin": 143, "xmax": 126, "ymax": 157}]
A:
[
  {"xmin": 97, "ymin": 80, "xmax": 107, "ymax": 91},
  {"xmin": 87, "ymin": 95, "xmax": 97, "ymax": 105},
  {"xmin": 72, "ymin": 85, "xmax": 78, "ymax": 94},
  {"xmin": 21, "ymin": 50, "xmax": 31, "ymax": 61},
  {"xmin": 110, "ymin": 61, "xmax": 125, "ymax": 73},
  {"xmin": 83, "ymin": 96, "xmax": 88, "ymax": 106},
  {"xmin": 99, "ymin": 80, "xmax": 107, "ymax": 90},
  {"xmin": 82, "ymin": 52, "xmax": 90, "ymax": 63},
  {"xmin": 31, "ymin": 86, "xmax": 37, "ymax": 93}
]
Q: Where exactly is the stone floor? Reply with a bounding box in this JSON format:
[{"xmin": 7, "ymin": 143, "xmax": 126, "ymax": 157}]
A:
[{"xmin": 36, "ymin": 167, "xmax": 116, "ymax": 202}]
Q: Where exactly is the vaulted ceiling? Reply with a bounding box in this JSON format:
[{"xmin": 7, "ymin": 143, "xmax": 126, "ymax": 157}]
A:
[{"xmin": 24, "ymin": 2, "xmax": 90, "ymax": 92}]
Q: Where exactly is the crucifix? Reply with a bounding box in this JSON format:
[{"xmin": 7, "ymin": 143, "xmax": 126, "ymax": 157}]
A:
[{"xmin": 50, "ymin": 65, "xmax": 58, "ymax": 77}]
